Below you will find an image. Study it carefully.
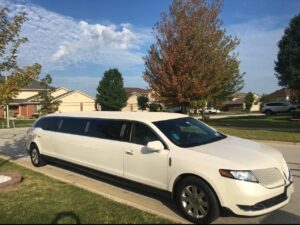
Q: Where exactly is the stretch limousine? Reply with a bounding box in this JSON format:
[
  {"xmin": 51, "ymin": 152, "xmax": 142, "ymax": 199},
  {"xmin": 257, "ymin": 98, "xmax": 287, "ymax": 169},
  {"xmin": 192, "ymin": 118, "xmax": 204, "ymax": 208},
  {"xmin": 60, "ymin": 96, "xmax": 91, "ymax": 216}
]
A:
[{"xmin": 26, "ymin": 112, "xmax": 294, "ymax": 224}]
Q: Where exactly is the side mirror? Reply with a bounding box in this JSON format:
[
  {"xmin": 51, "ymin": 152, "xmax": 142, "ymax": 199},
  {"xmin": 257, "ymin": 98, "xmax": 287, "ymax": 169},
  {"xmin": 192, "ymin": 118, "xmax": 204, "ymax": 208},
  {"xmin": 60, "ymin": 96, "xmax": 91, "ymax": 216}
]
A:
[{"xmin": 147, "ymin": 141, "xmax": 165, "ymax": 152}]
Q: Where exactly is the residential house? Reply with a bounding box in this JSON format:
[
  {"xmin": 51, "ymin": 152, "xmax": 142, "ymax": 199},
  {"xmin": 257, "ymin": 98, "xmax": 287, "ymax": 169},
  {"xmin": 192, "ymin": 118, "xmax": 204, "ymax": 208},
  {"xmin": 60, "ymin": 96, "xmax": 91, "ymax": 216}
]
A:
[
  {"xmin": 266, "ymin": 88, "xmax": 291, "ymax": 102},
  {"xmin": 222, "ymin": 92, "xmax": 261, "ymax": 112},
  {"xmin": 0, "ymin": 77, "xmax": 50, "ymax": 119},
  {"xmin": 122, "ymin": 87, "xmax": 156, "ymax": 112},
  {"xmin": 53, "ymin": 88, "xmax": 95, "ymax": 113},
  {"xmin": 0, "ymin": 77, "xmax": 95, "ymax": 119}
]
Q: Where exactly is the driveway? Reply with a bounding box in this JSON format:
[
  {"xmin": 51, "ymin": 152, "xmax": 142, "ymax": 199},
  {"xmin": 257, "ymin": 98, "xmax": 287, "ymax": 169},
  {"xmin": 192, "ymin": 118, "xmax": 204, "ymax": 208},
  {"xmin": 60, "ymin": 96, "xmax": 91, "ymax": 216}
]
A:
[{"xmin": 0, "ymin": 128, "xmax": 299, "ymax": 224}]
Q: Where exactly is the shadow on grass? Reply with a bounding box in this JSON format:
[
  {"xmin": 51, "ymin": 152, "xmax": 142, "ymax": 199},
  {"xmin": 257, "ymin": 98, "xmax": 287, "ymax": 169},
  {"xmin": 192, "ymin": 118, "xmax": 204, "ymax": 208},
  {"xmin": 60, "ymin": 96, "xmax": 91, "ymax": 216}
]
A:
[
  {"xmin": 46, "ymin": 158, "xmax": 182, "ymax": 220},
  {"xmin": 51, "ymin": 211, "xmax": 81, "ymax": 224}
]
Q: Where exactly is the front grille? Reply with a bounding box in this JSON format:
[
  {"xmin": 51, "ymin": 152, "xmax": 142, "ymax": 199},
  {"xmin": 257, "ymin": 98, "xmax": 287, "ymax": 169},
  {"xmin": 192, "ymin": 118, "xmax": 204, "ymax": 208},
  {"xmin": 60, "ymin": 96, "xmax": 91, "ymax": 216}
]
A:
[{"xmin": 252, "ymin": 168, "xmax": 285, "ymax": 189}]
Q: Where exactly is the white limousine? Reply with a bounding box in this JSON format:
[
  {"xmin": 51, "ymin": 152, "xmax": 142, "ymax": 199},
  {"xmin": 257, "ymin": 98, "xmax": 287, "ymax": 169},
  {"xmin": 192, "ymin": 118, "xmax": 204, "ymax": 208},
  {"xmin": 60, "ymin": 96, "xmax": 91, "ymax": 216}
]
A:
[{"xmin": 26, "ymin": 112, "xmax": 294, "ymax": 224}]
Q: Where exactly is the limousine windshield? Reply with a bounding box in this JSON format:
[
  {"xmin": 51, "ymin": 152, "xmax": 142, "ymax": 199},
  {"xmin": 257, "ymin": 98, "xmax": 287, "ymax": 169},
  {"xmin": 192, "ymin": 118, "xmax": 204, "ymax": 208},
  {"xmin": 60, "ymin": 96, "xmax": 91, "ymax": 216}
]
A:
[{"xmin": 153, "ymin": 117, "xmax": 226, "ymax": 148}]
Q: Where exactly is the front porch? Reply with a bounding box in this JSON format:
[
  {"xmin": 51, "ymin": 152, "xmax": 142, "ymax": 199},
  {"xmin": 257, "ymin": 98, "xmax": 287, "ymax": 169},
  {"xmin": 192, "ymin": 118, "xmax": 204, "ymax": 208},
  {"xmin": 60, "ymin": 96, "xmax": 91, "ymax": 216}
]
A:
[{"xmin": 0, "ymin": 104, "xmax": 39, "ymax": 119}]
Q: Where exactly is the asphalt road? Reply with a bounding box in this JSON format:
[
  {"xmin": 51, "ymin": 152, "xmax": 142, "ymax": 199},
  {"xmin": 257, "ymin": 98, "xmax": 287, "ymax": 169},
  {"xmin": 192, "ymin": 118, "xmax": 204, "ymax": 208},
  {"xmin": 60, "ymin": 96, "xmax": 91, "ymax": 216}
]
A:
[{"xmin": 0, "ymin": 128, "xmax": 299, "ymax": 224}]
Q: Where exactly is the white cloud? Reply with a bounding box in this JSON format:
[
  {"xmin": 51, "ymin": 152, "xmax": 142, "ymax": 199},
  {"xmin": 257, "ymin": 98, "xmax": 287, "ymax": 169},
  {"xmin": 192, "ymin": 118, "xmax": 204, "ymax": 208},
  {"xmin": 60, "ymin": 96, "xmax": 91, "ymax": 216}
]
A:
[{"xmin": 0, "ymin": 0, "xmax": 151, "ymax": 72}]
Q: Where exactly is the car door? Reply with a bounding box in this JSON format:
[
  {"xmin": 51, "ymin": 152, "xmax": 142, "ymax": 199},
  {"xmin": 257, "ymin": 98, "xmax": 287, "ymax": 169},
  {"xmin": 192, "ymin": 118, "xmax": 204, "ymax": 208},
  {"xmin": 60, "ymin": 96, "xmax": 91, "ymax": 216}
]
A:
[
  {"xmin": 54, "ymin": 118, "xmax": 131, "ymax": 178},
  {"xmin": 35, "ymin": 117, "xmax": 59, "ymax": 156},
  {"xmin": 124, "ymin": 122, "xmax": 169, "ymax": 190},
  {"xmin": 275, "ymin": 103, "xmax": 287, "ymax": 112}
]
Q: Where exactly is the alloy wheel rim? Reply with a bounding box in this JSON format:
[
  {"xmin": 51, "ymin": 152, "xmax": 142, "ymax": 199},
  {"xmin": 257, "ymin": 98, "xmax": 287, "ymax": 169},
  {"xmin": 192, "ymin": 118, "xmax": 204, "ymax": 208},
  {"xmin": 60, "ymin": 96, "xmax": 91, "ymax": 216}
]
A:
[
  {"xmin": 181, "ymin": 185, "xmax": 209, "ymax": 219},
  {"xmin": 31, "ymin": 149, "xmax": 38, "ymax": 164}
]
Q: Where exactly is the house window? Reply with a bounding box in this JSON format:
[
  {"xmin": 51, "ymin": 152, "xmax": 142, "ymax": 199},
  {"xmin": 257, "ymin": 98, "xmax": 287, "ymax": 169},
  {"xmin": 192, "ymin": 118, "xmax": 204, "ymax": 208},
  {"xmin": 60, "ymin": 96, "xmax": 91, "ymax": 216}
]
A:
[{"xmin": 35, "ymin": 105, "xmax": 41, "ymax": 113}]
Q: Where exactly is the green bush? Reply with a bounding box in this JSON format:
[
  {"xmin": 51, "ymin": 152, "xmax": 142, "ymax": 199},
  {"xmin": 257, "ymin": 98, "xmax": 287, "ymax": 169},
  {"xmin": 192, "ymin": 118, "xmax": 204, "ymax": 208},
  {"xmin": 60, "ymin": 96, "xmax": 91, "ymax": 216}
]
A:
[{"xmin": 149, "ymin": 103, "xmax": 161, "ymax": 112}]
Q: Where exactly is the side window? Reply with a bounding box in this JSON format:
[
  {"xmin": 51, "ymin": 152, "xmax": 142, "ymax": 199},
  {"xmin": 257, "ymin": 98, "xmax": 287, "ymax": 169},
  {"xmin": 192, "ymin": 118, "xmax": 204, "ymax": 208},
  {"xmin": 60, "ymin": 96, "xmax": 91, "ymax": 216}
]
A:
[
  {"xmin": 42, "ymin": 117, "xmax": 60, "ymax": 131},
  {"xmin": 34, "ymin": 117, "xmax": 44, "ymax": 128},
  {"xmin": 131, "ymin": 122, "xmax": 160, "ymax": 146},
  {"xmin": 86, "ymin": 119, "xmax": 129, "ymax": 141},
  {"xmin": 59, "ymin": 117, "xmax": 87, "ymax": 135}
]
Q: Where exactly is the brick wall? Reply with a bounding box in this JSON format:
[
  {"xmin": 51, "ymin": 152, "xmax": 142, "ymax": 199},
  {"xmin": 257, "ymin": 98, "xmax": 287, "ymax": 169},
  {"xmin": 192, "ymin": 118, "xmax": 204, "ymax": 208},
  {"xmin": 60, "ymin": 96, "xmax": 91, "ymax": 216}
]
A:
[
  {"xmin": 27, "ymin": 104, "xmax": 36, "ymax": 118},
  {"xmin": 0, "ymin": 106, "xmax": 4, "ymax": 118},
  {"xmin": 19, "ymin": 104, "xmax": 36, "ymax": 118}
]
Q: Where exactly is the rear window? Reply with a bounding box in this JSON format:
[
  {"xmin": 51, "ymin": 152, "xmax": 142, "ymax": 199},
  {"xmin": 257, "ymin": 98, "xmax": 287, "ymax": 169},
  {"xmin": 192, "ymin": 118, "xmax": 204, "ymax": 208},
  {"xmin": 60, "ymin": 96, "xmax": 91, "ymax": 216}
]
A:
[
  {"xmin": 34, "ymin": 117, "xmax": 44, "ymax": 128},
  {"xmin": 59, "ymin": 117, "xmax": 87, "ymax": 135},
  {"xmin": 42, "ymin": 117, "xmax": 60, "ymax": 131},
  {"xmin": 56, "ymin": 117, "xmax": 130, "ymax": 142},
  {"xmin": 266, "ymin": 103, "xmax": 282, "ymax": 106},
  {"xmin": 86, "ymin": 119, "xmax": 130, "ymax": 141}
]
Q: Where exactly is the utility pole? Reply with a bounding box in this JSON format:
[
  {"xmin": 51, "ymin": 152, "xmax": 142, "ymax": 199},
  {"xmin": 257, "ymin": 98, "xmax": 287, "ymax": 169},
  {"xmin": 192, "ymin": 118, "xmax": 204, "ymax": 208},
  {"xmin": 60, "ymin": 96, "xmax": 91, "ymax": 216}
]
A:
[{"xmin": 4, "ymin": 70, "xmax": 10, "ymax": 128}]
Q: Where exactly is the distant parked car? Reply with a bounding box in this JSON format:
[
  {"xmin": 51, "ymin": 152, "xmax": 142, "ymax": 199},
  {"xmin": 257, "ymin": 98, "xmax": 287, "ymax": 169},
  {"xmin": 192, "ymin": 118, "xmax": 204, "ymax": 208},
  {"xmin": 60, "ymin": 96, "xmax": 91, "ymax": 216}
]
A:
[
  {"xmin": 261, "ymin": 102, "xmax": 297, "ymax": 115},
  {"xmin": 198, "ymin": 107, "xmax": 221, "ymax": 114}
]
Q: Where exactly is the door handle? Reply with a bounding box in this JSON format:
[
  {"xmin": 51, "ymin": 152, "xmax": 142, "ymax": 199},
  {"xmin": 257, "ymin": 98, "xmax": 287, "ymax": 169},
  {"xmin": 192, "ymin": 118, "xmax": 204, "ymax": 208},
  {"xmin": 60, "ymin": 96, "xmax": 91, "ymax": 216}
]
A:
[{"xmin": 126, "ymin": 150, "xmax": 134, "ymax": 155}]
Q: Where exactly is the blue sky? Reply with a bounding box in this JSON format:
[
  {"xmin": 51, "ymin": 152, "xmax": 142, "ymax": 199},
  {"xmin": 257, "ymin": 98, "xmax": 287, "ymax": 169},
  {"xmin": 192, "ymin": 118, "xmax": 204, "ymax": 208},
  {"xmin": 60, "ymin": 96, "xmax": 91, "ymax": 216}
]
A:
[{"xmin": 2, "ymin": 0, "xmax": 300, "ymax": 97}]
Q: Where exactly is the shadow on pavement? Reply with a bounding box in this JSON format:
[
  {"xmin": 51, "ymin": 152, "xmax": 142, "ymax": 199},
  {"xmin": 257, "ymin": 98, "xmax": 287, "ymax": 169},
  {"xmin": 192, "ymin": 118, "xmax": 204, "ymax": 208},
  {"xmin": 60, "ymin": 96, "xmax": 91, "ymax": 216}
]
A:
[
  {"xmin": 261, "ymin": 210, "xmax": 300, "ymax": 224},
  {"xmin": 0, "ymin": 130, "xmax": 28, "ymax": 162}
]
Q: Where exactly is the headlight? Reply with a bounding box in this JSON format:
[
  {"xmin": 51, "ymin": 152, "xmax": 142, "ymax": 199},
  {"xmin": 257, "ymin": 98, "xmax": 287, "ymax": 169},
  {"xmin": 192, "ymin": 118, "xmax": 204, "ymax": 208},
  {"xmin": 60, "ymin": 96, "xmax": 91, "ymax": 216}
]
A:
[{"xmin": 219, "ymin": 169, "xmax": 258, "ymax": 183}]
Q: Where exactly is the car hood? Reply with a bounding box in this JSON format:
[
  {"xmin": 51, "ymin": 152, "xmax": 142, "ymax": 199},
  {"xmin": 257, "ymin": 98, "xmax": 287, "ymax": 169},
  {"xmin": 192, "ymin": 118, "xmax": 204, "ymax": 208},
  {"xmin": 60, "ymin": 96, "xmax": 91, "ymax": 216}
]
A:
[{"xmin": 189, "ymin": 136, "xmax": 284, "ymax": 170}]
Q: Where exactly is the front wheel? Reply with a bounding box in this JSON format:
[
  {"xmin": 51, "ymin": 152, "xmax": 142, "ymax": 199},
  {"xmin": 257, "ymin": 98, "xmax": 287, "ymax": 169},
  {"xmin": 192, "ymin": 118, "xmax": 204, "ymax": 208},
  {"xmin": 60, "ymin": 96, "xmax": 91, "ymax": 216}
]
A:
[
  {"xmin": 29, "ymin": 144, "xmax": 46, "ymax": 167},
  {"xmin": 175, "ymin": 177, "xmax": 220, "ymax": 224}
]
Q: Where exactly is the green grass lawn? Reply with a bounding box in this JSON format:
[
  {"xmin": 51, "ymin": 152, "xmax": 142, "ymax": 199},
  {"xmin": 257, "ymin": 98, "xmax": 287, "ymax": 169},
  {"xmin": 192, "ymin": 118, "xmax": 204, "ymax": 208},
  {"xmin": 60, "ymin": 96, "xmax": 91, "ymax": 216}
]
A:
[
  {"xmin": 216, "ymin": 127, "xmax": 300, "ymax": 142},
  {"xmin": 206, "ymin": 115, "xmax": 300, "ymax": 129},
  {"xmin": 0, "ymin": 159, "xmax": 172, "ymax": 224},
  {"xmin": 0, "ymin": 119, "xmax": 35, "ymax": 128},
  {"xmin": 203, "ymin": 115, "xmax": 300, "ymax": 142}
]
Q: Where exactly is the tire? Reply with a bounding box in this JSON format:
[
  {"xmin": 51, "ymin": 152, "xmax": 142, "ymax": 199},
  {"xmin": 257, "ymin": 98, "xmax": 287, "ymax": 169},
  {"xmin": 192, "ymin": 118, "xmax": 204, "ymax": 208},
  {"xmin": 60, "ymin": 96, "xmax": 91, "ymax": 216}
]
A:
[
  {"xmin": 175, "ymin": 176, "xmax": 220, "ymax": 224},
  {"xmin": 288, "ymin": 108, "xmax": 296, "ymax": 113},
  {"xmin": 265, "ymin": 109, "xmax": 272, "ymax": 116},
  {"xmin": 29, "ymin": 144, "xmax": 46, "ymax": 167}
]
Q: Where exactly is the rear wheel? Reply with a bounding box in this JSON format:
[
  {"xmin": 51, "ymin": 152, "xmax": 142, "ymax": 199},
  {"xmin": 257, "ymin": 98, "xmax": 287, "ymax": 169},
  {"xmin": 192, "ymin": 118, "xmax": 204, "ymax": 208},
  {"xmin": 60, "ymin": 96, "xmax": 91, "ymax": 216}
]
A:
[
  {"xmin": 288, "ymin": 108, "xmax": 296, "ymax": 113},
  {"xmin": 29, "ymin": 144, "xmax": 46, "ymax": 167},
  {"xmin": 265, "ymin": 109, "xmax": 272, "ymax": 116},
  {"xmin": 175, "ymin": 177, "xmax": 220, "ymax": 224}
]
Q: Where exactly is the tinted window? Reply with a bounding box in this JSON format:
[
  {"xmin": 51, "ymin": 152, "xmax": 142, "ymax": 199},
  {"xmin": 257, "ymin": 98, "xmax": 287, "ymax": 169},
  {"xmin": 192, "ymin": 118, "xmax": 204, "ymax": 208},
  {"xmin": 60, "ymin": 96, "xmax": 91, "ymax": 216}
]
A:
[
  {"xmin": 60, "ymin": 117, "xmax": 87, "ymax": 135},
  {"xmin": 34, "ymin": 117, "xmax": 44, "ymax": 128},
  {"xmin": 131, "ymin": 122, "xmax": 160, "ymax": 146},
  {"xmin": 154, "ymin": 117, "xmax": 226, "ymax": 148},
  {"xmin": 267, "ymin": 103, "xmax": 281, "ymax": 106},
  {"xmin": 86, "ymin": 119, "xmax": 129, "ymax": 141},
  {"xmin": 43, "ymin": 117, "xmax": 60, "ymax": 131}
]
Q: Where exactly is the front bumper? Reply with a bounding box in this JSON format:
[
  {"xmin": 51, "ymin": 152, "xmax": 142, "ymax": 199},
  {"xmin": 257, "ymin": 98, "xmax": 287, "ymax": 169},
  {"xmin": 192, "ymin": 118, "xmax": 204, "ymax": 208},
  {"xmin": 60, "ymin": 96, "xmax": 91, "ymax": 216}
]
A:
[{"xmin": 220, "ymin": 179, "xmax": 294, "ymax": 216}]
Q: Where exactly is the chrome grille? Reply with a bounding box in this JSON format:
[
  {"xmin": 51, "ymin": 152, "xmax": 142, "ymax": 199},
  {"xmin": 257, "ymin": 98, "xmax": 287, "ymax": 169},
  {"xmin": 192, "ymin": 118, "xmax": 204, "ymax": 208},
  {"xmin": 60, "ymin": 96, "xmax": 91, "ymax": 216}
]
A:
[{"xmin": 252, "ymin": 168, "xmax": 285, "ymax": 189}]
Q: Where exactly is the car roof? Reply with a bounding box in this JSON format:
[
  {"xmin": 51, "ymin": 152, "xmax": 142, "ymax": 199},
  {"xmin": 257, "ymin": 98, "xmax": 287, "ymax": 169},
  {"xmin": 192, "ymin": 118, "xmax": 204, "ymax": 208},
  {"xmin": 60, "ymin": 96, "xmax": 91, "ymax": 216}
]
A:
[{"xmin": 44, "ymin": 111, "xmax": 189, "ymax": 123}]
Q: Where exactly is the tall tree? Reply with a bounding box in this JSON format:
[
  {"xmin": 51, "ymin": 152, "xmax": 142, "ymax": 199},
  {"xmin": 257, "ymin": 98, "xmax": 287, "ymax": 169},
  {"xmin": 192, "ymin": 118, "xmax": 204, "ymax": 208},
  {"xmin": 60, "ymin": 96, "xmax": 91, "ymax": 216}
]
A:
[
  {"xmin": 244, "ymin": 92, "xmax": 254, "ymax": 113},
  {"xmin": 38, "ymin": 74, "xmax": 61, "ymax": 115},
  {"xmin": 0, "ymin": 8, "xmax": 41, "ymax": 106},
  {"xmin": 137, "ymin": 95, "xmax": 149, "ymax": 111},
  {"xmin": 144, "ymin": 0, "xmax": 244, "ymax": 115},
  {"xmin": 96, "ymin": 69, "xmax": 128, "ymax": 111},
  {"xmin": 275, "ymin": 14, "xmax": 300, "ymax": 100}
]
